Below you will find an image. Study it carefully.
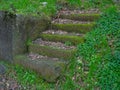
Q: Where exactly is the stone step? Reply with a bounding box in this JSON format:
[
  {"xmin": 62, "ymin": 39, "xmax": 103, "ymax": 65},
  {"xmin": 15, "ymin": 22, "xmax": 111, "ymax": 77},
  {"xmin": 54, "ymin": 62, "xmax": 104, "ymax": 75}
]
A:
[
  {"xmin": 14, "ymin": 54, "xmax": 67, "ymax": 82},
  {"xmin": 52, "ymin": 18, "xmax": 92, "ymax": 24},
  {"xmin": 56, "ymin": 9, "xmax": 100, "ymax": 21},
  {"xmin": 29, "ymin": 40, "xmax": 76, "ymax": 60},
  {"xmin": 41, "ymin": 31, "xmax": 84, "ymax": 45},
  {"xmin": 59, "ymin": 13, "xmax": 100, "ymax": 21},
  {"xmin": 52, "ymin": 22, "xmax": 95, "ymax": 33}
]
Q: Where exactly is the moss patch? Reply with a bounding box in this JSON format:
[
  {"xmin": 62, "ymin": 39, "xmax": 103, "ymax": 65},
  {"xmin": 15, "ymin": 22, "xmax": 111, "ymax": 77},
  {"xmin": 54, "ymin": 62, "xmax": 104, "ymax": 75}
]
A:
[
  {"xmin": 41, "ymin": 34, "xmax": 84, "ymax": 45},
  {"xmin": 29, "ymin": 44, "xmax": 76, "ymax": 60},
  {"xmin": 52, "ymin": 23, "xmax": 95, "ymax": 33},
  {"xmin": 60, "ymin": 14, "xmax": 100, "ymax": 21}
]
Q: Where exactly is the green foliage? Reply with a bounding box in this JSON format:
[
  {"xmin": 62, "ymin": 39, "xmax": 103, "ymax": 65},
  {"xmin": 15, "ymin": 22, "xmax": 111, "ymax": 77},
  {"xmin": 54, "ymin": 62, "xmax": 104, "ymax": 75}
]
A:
[
  {"xmin": 12, "ymin": 65, "xmax": 54, "ymax": 89},
  {"xmin": 56, "ymin": 0, "xmax": 81, "ymax": 10},
  {"xmin": 82, "ymin": 0, "xmax": 114, "ymax": 9},
  {"xmin": 0, "ymin": 0, "xmax": 57, "ymax": 16},
  {"xmin": 64, "ymin": 41, "xmax": 73, "ymax": 46},
  {"xmin": 14, "ymin": 65, "xmax": 37, "ymax": 85},
  {"xmin": 76, "ymin": 5, "xmax": 120, "ymax": 89}
]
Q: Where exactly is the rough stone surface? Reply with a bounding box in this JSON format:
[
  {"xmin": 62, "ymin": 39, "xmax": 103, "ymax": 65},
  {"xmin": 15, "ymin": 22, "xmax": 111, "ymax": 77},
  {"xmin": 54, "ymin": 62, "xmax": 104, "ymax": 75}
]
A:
[
  {"xmin": 0, "ymin": 64, "xmax": 7, "ymax": 75},
  {"xmin": 0, "ymin": 11, "xmax": 14, "ymax": 61},
  {"xmin": 43, "ymin": 30, "xmax": 84, "ymax": 36},
  {"xmin": 52, "ymin": 18, "xmax": 91, "ymax": 24},
  {"xmin": 58, "ymin": 8, "xmax": 100, "ymax": 15},
  {"xmin": 33, "ymin": 38, "xmax": 76, "ymax": 50},
  {"xmin": 14, "ymin": 55, "xmax": 66, "ymax": 82},
  {"xmin": 0, "ymin": 11, "xmax": 50, "ymax": 61}
]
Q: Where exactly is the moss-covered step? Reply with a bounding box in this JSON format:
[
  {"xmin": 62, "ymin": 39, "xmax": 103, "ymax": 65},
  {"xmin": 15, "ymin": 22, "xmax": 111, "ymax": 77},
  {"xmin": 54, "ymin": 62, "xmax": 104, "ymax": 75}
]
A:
[
  {"xmin": 14, "ymin": 55, "xmax": 66, "ymax": 82},
  {"xmin": 52, "ymin": 23, "xmax": 95, "ymax": 33},
  {"xmin": 41, "ymin": 33, "xmax": 84, "ymax": 45},
  {"xmin": 29, "ymin": 44, "xmax": 76, "ymax": 60},
  {"xmin": 60, "ymin": 14, "xmax": 100, "ymax": 21}
]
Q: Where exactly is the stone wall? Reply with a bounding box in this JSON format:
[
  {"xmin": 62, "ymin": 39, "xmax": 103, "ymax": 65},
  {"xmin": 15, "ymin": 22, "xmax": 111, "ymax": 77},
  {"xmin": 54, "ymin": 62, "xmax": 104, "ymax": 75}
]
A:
[
  {"xmin": 0, "ymin": 11, "xmax": 14, "ymax": 61},
  {"xmin": 0, "ymin": 11, "xmax": 50, "ymax": 62}
]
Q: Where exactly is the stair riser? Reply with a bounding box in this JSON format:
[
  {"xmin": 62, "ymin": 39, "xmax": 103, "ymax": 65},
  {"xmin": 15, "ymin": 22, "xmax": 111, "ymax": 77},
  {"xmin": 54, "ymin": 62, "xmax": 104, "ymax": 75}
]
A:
[
  {"xmin": 29, "ymin": 44, "xmax": 76, "ymax": 60},
  {"xmin": 60, "ymin": 14, "xmax": 100, "ymax": 21},
  {"xmin": 52, "ymin": 23, "xmax": 95, "ymax": 33},
  {"xmin": 41, "ymin": 34, "xmax": 84, "ymax": 45}
]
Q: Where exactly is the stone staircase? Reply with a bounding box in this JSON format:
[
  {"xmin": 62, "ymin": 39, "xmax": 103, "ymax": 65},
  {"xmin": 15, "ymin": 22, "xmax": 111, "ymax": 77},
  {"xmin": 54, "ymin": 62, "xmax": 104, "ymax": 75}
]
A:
[{"xmin": 15, "ymin": 9, "xmax": 100, "ymax": 82}]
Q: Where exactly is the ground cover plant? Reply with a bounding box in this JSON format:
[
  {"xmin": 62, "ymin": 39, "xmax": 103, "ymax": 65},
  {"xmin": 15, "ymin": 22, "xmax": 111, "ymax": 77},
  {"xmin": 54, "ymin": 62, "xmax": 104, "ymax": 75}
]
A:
[
  {"xmin": 0, "ymin": 0, "xmax": 119, "ymax": 90},
  {"xmin": 0, "ymin": 0, "xmax": 57, "ymax": 16},
  {"xmin": 0, "ymin": 0, "xmax": 117, "ymax": 16},
  {"xmin": 66, "ymin": 5, "xmax": 120, "ymax": 90}
]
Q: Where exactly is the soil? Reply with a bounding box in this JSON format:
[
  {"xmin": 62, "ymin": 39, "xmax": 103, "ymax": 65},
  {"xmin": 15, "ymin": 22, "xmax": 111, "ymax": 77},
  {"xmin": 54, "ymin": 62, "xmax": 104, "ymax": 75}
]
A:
[
  {"xmin": 33, "ymin": 38, "xmax": 76, "ymax": 50},
  {"xmin": 0, "ymin": 72, "xmax": 22, "ymax": 90}
]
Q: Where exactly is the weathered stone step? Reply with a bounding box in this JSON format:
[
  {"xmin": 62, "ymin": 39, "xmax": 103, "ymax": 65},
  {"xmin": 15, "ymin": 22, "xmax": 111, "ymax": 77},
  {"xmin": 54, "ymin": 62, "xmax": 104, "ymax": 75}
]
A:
[
  {"xmin": 52, "ymin": 22, "xmax": 95, "ymax": 33},
  {"xmin": 14, "ymin": 54, "xmax": 67, "ymax": 82},
  {"xmin": 52, "ymin": 19, "xmax": 92, "ymax": 24},
  {"xmin": 29, "ymin": 42, "xmax": 76, "ymax": 60},
  {"xmin": 43, "ymin": 30, "xmax": 84, "ymax": 36},
  {"xmin": 59, "ymin": 13, "xmax": 100, "ymax": 21},
  {"xmin": 59, "ymin": 9, "xmax": 99, "ymax": 15},
  {"xmin": 56, "ymin": 9, "xmax": 100, "ymax": 21},
  {"xmin": 41, "ymin": 33, "xmax": 84, "ymax": 45}
]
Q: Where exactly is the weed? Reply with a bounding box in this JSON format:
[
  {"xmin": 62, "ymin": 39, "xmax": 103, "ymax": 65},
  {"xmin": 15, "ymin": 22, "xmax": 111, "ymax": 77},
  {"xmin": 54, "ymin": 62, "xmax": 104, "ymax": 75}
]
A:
[{"xmin": 64, "ymin": 41, "xmax": 73, "ymax": 46}]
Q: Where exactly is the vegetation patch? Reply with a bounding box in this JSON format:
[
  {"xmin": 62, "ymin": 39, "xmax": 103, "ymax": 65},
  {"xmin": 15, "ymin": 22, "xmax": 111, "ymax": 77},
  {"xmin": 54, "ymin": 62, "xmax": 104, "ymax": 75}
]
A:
[
  {"xmin": 62, "ymin": 5, "xmax": 120, "ymax": 90},
  {"xmin": 0, "ymin": 0, "xmax": 57, "ymax": 16}
]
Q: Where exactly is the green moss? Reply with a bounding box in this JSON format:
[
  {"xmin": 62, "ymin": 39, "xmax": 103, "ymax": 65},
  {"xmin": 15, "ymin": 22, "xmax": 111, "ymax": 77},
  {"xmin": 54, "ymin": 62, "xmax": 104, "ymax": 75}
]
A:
[
  {"xmin": 41, "ymin": 34, "xmax": 84, "ymax": 45},
  {"xmin": 60, "ymin": 14, "xmax": 100, "ymax": 21},
  {"xmin": 52, "ymin": 23, "xmax": 95, "ymax": 33},
  {"xmin": 29, "ymin": 44, "xmax": 76, "ymax": 60}
]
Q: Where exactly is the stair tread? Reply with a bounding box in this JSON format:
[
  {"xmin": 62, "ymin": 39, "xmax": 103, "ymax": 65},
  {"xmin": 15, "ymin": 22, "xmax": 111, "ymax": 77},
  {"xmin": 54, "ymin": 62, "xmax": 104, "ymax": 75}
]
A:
[
  {"xmin": 32, "ymin": 38, "xmax": 76, "ymax": 50},
  {"xmin": 28, "ymin": 53, "xmax": 65, "ymax": 62},
  {"xmin": 52, "ymin": 18, "xmax": 94, "ymax": 24},
  {"xmin": 59, "ymin": 8, "xmax": 100, "ymax": 15},
  {"xmin": 43, "ymin": 30, "xmax": 85, "ymax": 36}
]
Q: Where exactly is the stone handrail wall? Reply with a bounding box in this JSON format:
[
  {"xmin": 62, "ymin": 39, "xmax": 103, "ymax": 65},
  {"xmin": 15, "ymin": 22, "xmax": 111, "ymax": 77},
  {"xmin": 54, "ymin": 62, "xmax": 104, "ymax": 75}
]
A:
[{"xmin": 0, "ymin": 11, "xmax": 50, "ymax": 62}]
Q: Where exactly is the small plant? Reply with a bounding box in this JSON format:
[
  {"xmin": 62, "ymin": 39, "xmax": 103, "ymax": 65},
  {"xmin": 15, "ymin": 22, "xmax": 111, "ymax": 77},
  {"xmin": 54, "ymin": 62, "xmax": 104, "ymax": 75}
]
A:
[
  {"xmin": 76, "ymin": 5, "xmax": 120, "ymax": 89},
  {"xmin": 64, "ymin": 41, "xmax": 73, "ymax": 46}
]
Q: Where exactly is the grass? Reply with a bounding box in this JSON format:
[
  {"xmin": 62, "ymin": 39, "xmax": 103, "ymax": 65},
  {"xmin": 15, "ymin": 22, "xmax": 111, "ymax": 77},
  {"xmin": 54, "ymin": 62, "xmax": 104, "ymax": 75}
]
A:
[
  {"xmin": 75, "ymin": 5, "xmax": 120, "ymax": 89},
  {"xmin": 0, "ymin": 0, "xmax": 117, "ymax": 16},
  {"xmin": 0, "ymin": 0, "xmax": 119, "ymax": 90},
  {"xmin": 0, "ymin": 61, "xmax": 55, "ymax": 89},
  {"xmin": 0, "ymin": 0, "xmax": 57, "ymax": 16}
]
